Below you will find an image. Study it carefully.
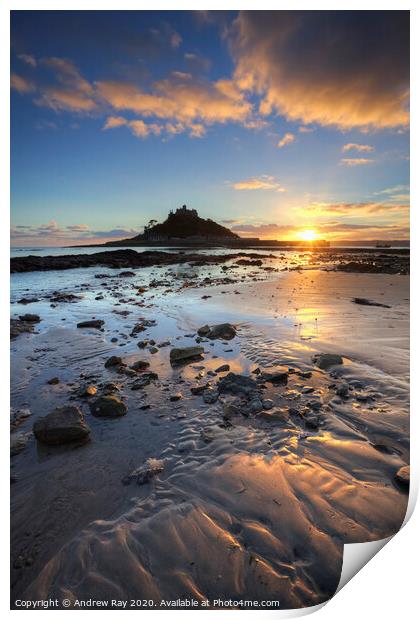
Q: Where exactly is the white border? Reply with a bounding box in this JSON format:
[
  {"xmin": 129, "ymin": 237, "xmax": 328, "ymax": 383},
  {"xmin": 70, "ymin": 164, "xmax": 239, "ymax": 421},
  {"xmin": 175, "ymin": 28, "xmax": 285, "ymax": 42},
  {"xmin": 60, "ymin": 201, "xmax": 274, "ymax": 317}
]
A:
[{"xmin": 2, "ymin": 2, "xmax": 417, "ymax": 618}]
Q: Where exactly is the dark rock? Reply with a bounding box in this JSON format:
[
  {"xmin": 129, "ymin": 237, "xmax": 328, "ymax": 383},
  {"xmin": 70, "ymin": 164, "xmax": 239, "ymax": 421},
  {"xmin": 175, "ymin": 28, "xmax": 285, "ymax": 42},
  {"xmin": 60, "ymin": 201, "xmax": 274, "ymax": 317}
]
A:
[
  {"xmin": 352, "ymin": 297, "xmax": 391, "ymax": 308},
  {"xmin": 395, "ymin": 465, "xmax": 410, "ymax": 486},
  {"xmin": 131, "ymin": 372, "xmax": 159, "ymax": 389},
  {"xmin": 215, "ymin": 364, "xmax": 230, "ymax": 373},
  {"xmin": 33, "ymin": 406, "xmax": 90, "ymax": 445},
  {"xmin": 19, "ymin": 314, "xmax": 40, "ymax": 323},
  {"xmin": 203, "ymin": 388, "xmax": 219, "ymax": 404},
  {"xmin": 118, "ymin": 271, "xmax": 135, "ymax": 277},
  {"xmin": 130, "ymin": 360, "xmax": 150, "ymax": 371},
  {"xmin": 90, "ymin": 395, "xmax": 127, "ymax": 417},
  {"xmin": 17, "ymin": 297, "xmax": 39, "ymax": 304},
  {"xmin": 105, "ymin": 356, "xmax": 123, "ymax": 368},
  {"xmin": 170, "ymin": 346, "xmax": 204, "ymax": 363},
  {"xmin": 218, "ymin": 372, "xmax": 259, "ymax": 396},
  {"xmin": 261, "ymin": 367, "xmax": 289, "ymax": 384},
  {"xmin": 314, "ymin": 353, "xmax": 343, "ymax": 370},
  {"xmin": 190, "ymin": 383, "xmax": 210, "ymax": 395},
  {"xmin": 169, "ymin": 392, "xmax": 182, "ymax": 401},
  {"xmin": 77, "ymin": 319, "xmax": 104, "ymax": 329},
  {"xmin": 122, "ymin": 458, "xmax": 164, "ymax": 485},
  {"xmin": 198, "ymin": 323, "xmax": 236, "ymax": 340},
  {"xmin": 47, "ymin": 377, "xmax": 60, "ymax": 385}
]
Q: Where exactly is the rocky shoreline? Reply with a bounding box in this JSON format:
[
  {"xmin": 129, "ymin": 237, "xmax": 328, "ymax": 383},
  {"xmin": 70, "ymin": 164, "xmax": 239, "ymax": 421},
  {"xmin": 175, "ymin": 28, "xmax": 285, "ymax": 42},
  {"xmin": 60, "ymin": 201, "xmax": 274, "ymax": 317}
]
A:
[{"xmin": 11, "ymin": 247, "xmax": 410, "ymax": 274}]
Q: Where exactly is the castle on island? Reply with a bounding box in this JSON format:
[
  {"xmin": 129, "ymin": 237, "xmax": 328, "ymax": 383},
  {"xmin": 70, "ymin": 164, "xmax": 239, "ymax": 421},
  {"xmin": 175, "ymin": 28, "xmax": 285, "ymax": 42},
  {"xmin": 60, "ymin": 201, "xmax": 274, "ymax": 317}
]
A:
[{"xmin": 105, "ymin": 205, "xmax": 329, "ymax": 248}]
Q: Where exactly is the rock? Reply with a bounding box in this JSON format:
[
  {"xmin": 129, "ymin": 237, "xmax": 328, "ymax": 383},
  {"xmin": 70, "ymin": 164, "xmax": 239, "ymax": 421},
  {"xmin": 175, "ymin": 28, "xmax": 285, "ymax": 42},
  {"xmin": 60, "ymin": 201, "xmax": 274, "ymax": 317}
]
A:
[
  {"xmin": 17, "ymin": 297, "xmax": 39, "ymax": 304},
  {"xmin": 47, "ymin": 377, "xmax": 60, "ymax": 385},
  {"xmin": 105, "ymin": 356, "xmax": 123, "ymax": 368},
  {"xmin": 90, "ymin": 395, "xmax": 127, "ymax": 417},
  {"xmin": 118, "ymin": 271, "xmax": 136, "ymax": 277},
  {"xmin": 122, "ymin": 458, "xmax": 164, "ymax": 485},
  {"xmin": 308, "ymin": 399, "xmax": 322, "ymax": 410},
  {"xmin": 352, "ymin": 297, "xmax": 391, "ymax": 308},
  {"xmin": 247, "ymin": 398, "xmax": 263, "ymax": 414},
  {"xmin": 11, "ymin": 319, "xmax": 36, "ymax": 339},
  {"xmin": 223, "ymin": 401, "xmax": 242, "ymax": 419},
  {"xmin": 77, "ymin": 319, "xmax": 104, "ymax": 329},
  {"xmin": 130, "ymin": 360, "xmax": 150, "ymax": 371},
  {"xmin": 50, "ymin": 292, "xmax": 82, "ymax": 303},
  {"xmin": 203, "ymin": 388, "xmax": 219, "ymax": 404},
  {"xmin": 11, "ymin": 432, "xmax": 31, "ymax": 456},
  {"xmin": 190, "ymin": 383, "xmax": 210, "ymax": 395},
  {"xmin": 19, "ymin": 313, "xmax": 40, "ymax": 322},
  {"xmin": 131, "ymin": 372, "xmax": 159, "ymax": 389},
  {"xmin": 170, "ymin": 392, "xmax": 182, "ymax": 401},
  {"xmin": 197, "ymin": 325, "xmax": 211, "ymax": 336},
  {"xmin": 336, "ymin": 383, "xmax": 350, "ymax": 398},
  {"xmin": 261, "ymin": 367, "xmax": 289, "ymax": 384},
  {"xmin": 198, "ymin": 323, "xmax": 236, "ymax": 340},
  {"xmin": 215, "ymin": 364, "xmax": 230, "ymax": 373},
  {"xmin": 262, "ymin": 398, "xmax": 274, "ymax": 410},
  {"xmin": 149, "ymin": 347, "xmax": 159, "ymax": 354},
  {"xmin": 395, "ymin": 465, "xmax": 410, "ymax": 486},
  {"xmin": 314, "ymin": 353, "xmax": 343, "ymax": 370},
  {"xmin": 218, "ymin": 373, "xmax": 259, "ymax": 396},
  {"xmin": 33, "ymin": 406, "xmax": 90, "ymax": 445},
  {"xmin": 82, "ymin": 385, "xmax": 97, "ymax": 397},
  {"xmin": 170, "ymin": 346, "xmax": 204, "ymax": 363}
]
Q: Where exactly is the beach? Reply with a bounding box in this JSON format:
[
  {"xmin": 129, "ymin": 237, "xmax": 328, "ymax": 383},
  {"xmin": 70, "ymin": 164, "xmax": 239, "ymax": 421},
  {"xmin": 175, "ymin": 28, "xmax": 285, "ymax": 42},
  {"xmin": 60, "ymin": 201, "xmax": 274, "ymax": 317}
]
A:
[{"xmin": 10, "ymin": 248, "xmax": 409, "ymax": 609}]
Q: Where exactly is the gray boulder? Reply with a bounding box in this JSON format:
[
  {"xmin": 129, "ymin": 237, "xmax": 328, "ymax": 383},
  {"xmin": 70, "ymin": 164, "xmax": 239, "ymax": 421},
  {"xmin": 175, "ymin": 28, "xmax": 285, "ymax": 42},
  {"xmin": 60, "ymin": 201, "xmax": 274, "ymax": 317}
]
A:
[
  {"xmin": 90, "ymin": 395, "xmax": 127, "ymax": 417},
  {"xmin": 314, "ymin": 353, "xmax": 343, "ymax": 370},
  {"xmin": 197, "ymin": 323, "xmax": 236, "ymax": 340},
  {"xmin": 77, "ymin": 319, "xmax": 104, "ymax": 329},
  {"xmin": 218, "ymin": 372, "xmax": 259, "ymax": 396},
  {"xmin": 33, "ymin": 406, "xmax": 90, "ymax": 445},
  {"xmin": 170, "ymin": 346, "xmax": 204, "ymax": 363}
]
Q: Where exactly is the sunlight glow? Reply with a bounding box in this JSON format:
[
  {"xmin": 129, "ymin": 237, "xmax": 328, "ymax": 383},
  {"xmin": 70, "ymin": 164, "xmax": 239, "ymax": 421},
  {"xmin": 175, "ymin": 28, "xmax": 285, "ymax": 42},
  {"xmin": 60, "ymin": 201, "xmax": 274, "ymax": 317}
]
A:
[{"xmin": 298, "ymin": 229, "xmax": 318, "ymax": 241}]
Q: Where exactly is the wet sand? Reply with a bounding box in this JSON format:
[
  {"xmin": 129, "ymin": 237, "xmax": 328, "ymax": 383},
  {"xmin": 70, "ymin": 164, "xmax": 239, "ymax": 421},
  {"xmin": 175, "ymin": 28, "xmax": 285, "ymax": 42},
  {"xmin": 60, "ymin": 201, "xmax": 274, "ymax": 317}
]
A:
[{"xmin": 10, "ymin": 252, "xmax": 409, "ymax": 609}]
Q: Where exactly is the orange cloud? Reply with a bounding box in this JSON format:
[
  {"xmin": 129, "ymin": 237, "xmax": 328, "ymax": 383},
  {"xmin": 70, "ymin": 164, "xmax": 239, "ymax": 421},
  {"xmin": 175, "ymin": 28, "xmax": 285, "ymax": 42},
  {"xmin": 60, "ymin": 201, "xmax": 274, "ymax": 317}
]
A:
[
  {"xmin": 277, "ymin": 132, "xmax": 295, "ymax": 148},
  {"xmin": 342, "ymin": 143, "xmax": 374, "ymax": 153},
  {"xmin": 97, "ymin": 72, "xmax": 252, "ymax": 125},
  {"xmin": 35, "ymin": 57, "xmax": 97, "ymax": 112},
  {"xmin": 11, "ymin": 74, "xmax": 35, "ymax": 94},
  {"xmin": 232, "ymin": 11, "xmax": 409, "ymax": 130},
  {"xmin": 340, "ymin": 158, "xmax": 374, "ymax": 166},
  {"xmin": 230, "ymin": 175, "xmax": 286, "ymax": 192}
]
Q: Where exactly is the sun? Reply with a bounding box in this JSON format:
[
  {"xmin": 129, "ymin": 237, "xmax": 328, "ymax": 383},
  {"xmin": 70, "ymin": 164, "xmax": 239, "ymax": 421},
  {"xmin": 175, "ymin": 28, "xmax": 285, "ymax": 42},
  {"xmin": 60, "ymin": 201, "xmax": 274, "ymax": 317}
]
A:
[{"xmin": 298, "ymin": 229, "xmax": 318, "ymax": 242}]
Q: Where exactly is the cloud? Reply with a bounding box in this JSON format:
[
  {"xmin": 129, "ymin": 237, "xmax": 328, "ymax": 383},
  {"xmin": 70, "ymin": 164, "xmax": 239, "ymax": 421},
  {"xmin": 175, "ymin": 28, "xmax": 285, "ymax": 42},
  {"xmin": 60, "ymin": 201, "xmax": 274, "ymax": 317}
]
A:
[
  {"xmin": 302, "ymin": 201, "xmax": 409, "ymax": 216},
  {"xmin": 11, "ymin": 73, "xmax": 35, "ymax": 94},
  {"xmin": 103, "ymin": 116, "xmax": 204, "ymax": 139},
  {"xmin": 342, "ymin": 143, "xmax": 374, "ymax": 153},
  {"xmin": 229, "ymin": 220, "xmax": 409, "ymax": 240},
  {"xmin": 340, "ymin": 158, "xmax": 374, "ymax": 166},
  {"xmin": 232, "ymin": 11, "xmax": 409, "ymax": 130},
  {"xmin": 230, "ymin": 175, "xmax": 286, "ymax": 192},
  {"xmin": 298, "ymin": 126, "xmax": 314, "ymax": 133},
  {"xmin": 97, "ymin": 72, "xmax": 252, "ymax": 126},
  {"xmin": 10, "ymin": 221, "xmax": 140, "ymax": 246},
  {"xmin": 18, "ymin": 53, "xmax": 37, "ymax": 67},
  {"xmin": 36, "ymin": 57, "xmax": 97, "ymax": 112},
  {"xmin": 277, "ymin": 132, "xmax": 295, "ymax": 148}
]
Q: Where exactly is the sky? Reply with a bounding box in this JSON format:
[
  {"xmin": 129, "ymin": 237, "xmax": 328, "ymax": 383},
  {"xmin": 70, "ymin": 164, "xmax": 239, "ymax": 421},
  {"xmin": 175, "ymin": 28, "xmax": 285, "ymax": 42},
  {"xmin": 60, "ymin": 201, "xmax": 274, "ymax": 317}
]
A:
[{"xmin": 10, "ymin": 10, "xmax": 410, "ymax": 246}]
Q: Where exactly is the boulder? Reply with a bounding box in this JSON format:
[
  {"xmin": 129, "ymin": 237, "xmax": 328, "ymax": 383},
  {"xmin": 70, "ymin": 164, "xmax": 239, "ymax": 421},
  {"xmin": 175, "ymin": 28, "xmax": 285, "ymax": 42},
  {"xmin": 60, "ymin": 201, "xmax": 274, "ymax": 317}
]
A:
[
  {"xmin": 261, "ymin": 367, "xmax": 289, "ymax": 384},
  {"xmin": 77, "ymin": 319, "xmax": 104, "ymax": 329},
  {"xmin": 170, "ymin": 346, "xmax": 204, "ymax": 363},
  {"xmin": 122, "ymin": 458, "xmax": 165, "ymax": 485},
  {"xmin": 90, "ymin": 395, "xmax": 127, "ymax": 417},
  {"xmin": 33, "ymin": 406, "xmax": 90, "ymax": 445},
  {"xmin": 197, "ymin": 323, "xmax": 236, "ymax": 340},
  {"xmin": 130, "ymin": 360, "xmax": 150, "ymax": 371},
  {"xmin": 218, "ymin": 372, "xmax": 259, "ymax": 396},
  {"xmin": 105, "ymin": 356, "xmax": 123, "ymax": 368},
  {"xmin": 18, "ymin": 313, "xmax": 40, "ymax": 323},
  {"xmin": 314, "ymin": 353, "xmax": 343, "ymax": 370},
  {"xmin": 395, "ymin": 465, "xmax": 410, "ymax": 486},
  {"xmin": 215, "ymin": 364, "xmax": 230, "ymax": 373}
]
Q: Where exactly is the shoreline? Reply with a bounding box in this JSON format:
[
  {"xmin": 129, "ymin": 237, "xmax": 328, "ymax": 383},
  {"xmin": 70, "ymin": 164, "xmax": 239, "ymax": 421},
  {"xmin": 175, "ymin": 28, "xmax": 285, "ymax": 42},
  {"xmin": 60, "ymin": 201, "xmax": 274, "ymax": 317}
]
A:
[{"xmin": 11, "ymin": 247, "xmax": 410, "ymax": 274}]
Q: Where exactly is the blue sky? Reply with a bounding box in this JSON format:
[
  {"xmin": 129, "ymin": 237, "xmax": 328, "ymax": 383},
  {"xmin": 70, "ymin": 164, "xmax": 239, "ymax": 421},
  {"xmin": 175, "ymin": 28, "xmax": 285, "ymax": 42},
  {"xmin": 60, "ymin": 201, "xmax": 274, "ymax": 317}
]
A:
[{"xmin": 11, "ymin": 10, "xmax": 409, "ymax": 245}]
